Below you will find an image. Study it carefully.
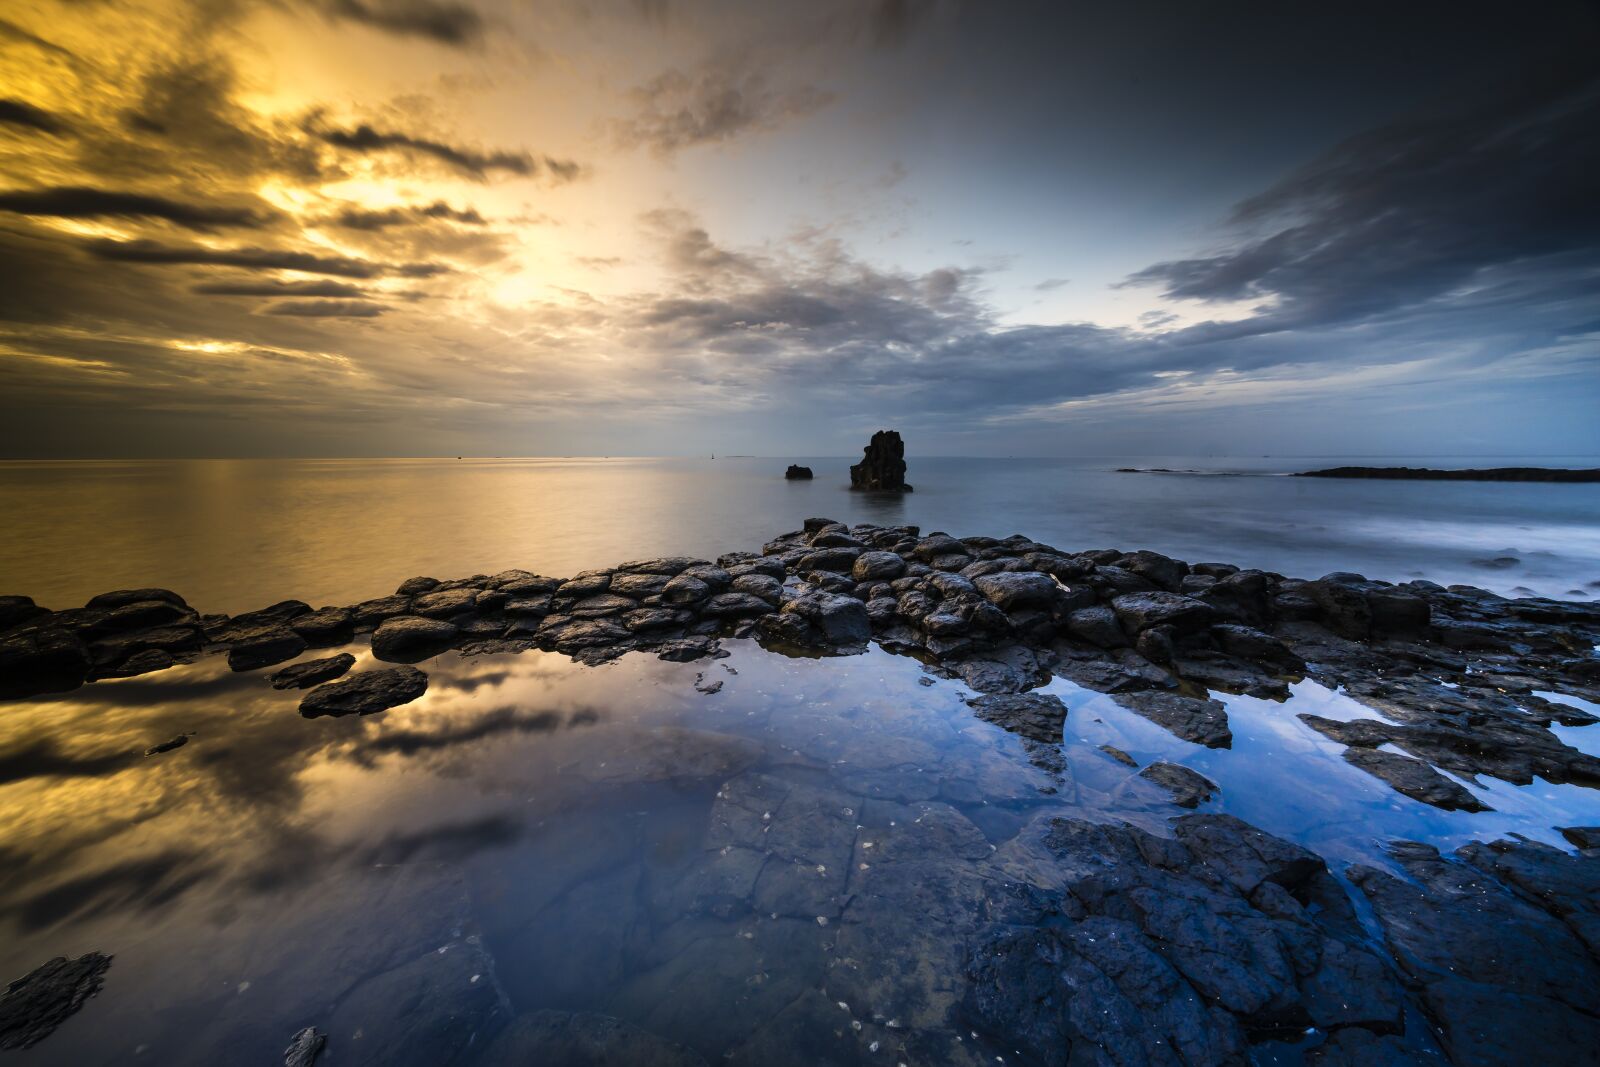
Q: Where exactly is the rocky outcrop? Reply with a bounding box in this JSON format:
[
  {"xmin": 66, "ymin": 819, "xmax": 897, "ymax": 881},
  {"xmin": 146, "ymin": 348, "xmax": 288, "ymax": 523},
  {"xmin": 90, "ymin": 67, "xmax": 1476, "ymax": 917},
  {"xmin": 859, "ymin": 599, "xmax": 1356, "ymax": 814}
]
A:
[
  {"xmin": 299, "ymin": 666, "xmax": 428, "ymax": 717},
  {"xmin": 783, "ymin": 464, "xmax": 813, "ymax": 480},
  {"xmin": 0, "ymin": 952, "xmax": 112, "ymax": 1049},
  {"xmin": 848, "ymin": 430, "xmax": 911, "ymax": 491}
]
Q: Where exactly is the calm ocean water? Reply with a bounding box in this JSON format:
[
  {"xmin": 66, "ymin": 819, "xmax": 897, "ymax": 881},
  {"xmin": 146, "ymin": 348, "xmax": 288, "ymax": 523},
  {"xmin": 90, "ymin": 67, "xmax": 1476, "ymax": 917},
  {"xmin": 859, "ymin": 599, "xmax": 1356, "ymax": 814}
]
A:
[{"xmin": 2, "ymin": 455, "xmax": 1597, "ymax": 614}]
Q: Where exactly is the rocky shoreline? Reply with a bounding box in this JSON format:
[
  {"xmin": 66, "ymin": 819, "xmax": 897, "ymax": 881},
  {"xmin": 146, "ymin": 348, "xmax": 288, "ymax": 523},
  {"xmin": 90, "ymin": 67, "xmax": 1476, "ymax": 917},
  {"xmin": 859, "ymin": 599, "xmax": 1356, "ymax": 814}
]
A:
[
  {"xmin": 4, "ymin": 520, "xmax": 1600, "ymax": 1063},
  {"xmin": 1295, "ymin": 465, "xmax": 1600, "ymax": 482}
]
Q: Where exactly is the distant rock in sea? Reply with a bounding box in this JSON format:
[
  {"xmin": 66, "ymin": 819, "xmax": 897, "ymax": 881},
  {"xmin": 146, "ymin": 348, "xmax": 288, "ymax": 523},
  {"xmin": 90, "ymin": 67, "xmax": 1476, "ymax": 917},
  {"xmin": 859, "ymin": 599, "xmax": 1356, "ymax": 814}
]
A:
[
  {"xmin": 1296, "ymin": 465, "xmax": 1600, "ymax": 482},
  {"xmin": 784, "ymin": 464, "xmax": 813, "ymax": 480},
  {"xmin": 849, "ymin": 430, "xmax": 912, "ymax": 491}
]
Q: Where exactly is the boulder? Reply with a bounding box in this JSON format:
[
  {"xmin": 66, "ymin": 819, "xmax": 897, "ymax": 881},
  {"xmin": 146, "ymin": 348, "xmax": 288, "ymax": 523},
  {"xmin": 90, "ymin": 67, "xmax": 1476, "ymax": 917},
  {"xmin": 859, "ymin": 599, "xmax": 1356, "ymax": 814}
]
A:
[
  {"xmin": 226, "ymin": 625, "xmax": 307, "ymax": 671},
  {"xmin": 973, "ymin": 571, "xmax": 1057, "ymax": 611},
  {"xmin": 661, "ymin": 574, "xmax": 711, "ymax": 606},
  {"xmin": 85, "ymin": 588, "xmax": 188, "ymax": 611},
  {"xmin": 966, "ymin": 691, "xmax": 1068, "ymax": 743},
  {"xmin": 848, "ymin": 429, "xmax": 912, "ymax": 491},
  {"xmin": 0, "ymin": 595, "xmax": 47, "ymax": 632},
  {"xmin": 371, "ymin": 616, "xmax": 459, "ymax": 662},
  {"xmin": 288, "ymin": 606, "xmax": 355, "ymax": 646},
  {"xmin": 1138, "ymin": 762, "xmax": 1219, "ymax": 808},
  {"xmin": 850, "ymin": 551, "xmax": 906, "ymax": 582},
  {"xmin": 0, "ymin": 628, "xmax": 90, "ymax": 699},
  {"xmin": 270, "ymin": 653, "xmax": 357, "ymax": 690},
  {"xmin": 783, "ymin": 465, "xmax": 813, "ymax": 480},
  {"xmin": 395, "ymin": 576, "xmax": 440, "ymax": 596},
  {"xmin": 779, "ymin": 591, "xmax": 871, "ymax": 645},
  {"xmin": 1111, "ymin": 591, "xmax": 1219, "ymax": 635},
  {"xmin": 1064, "ymin": 606, "xmax": 1127, "ymax": 648},
  {"xmin": 410, "ymin": 587, "xmax": 478, "ymax": 619},
  {"xmin": 283, "ymin": 1026, "xmax": 326, "ymax": 1067},
  {"xmin": 299, "ymin": 666, "xmax": 428, "ymax": 717}
]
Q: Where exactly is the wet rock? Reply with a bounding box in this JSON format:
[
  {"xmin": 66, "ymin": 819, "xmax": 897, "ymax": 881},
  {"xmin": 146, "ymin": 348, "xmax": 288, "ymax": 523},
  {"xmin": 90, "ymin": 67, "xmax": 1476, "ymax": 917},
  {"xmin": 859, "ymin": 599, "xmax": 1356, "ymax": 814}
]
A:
[
  {"xmin": 480, "ymin": 1010, "xmax": 708, "ymax": 1067},
  {"xmin": 0, "ymin": 594, "xmax": 48, "ymax": 632},
  {"xmin": 1138, "ymin": 761, "xmax": 1219, "ymax": 808},
  {"xmin": 797, "ymin": 546, "xmax": 861, "ymax": 572},
  {"xmin": 85, "ymin": 587, "xmax": 188, "ymax": 611},
  {"xmin": 536, "ymin": 616, "xmax": 633, "ymax": 651},
  {"xmin": 299, "ymin": 666, "xmax": 428, "ymax": 717},
  {"xmin": 622, "ymin": 608, "xmax": 685, "ymax": 632},
  {"xmin": 0, "ymin": 952, "xmax": 112, "ymax": 1049},
  {"xmin": 779, "ymin": 591, "xmax": 870, "ymax": 646},
  {"xmin": 1064, "ymin": 605, "xmax": 1128, "ymax": 648},
  {"xmin": 619, "ymin": 557, "xmax": 706, "ymax": 576},
  {"xmin": 1350, "ymin": 839, "xmax": 1600, "ymax": 1066},
  {"xmin": 1100, "ymin": 744, "xmax": 1137, "ymax": 766},
  {"xmin": 661, "ymin": 574, "xmax": 710, "ymax": 606},
  {"xmin": 352, "ymin": 595, "xmax": 411, "ymax": 628},
  {"xmin": 212, "ymin": 600, "xmax": 313, "ymax": 640},
  {"xmin": 1561, "ymin": 826, "xmax": 1600, "ymax": 851},
  {"xmin": 1114, "ymin": 689, "xmax": 1232, "ymax": 747},
  {"xmin": 609, "ymin": 572, "xmax": 671, "ymax": 597},
  {"xmin": 0, "ymin": 628, "xmax": 90, "ymax": 698},
  {"xmin": 701, "ymin": 592, "xmax": 773, "ymax": 619},
  {"xmin": 395, "ymin": 576, "xmax": 440, "ymax": 596},
  {"xmin": 973, "ymin": 570, "xmax": 1057, "ymax": 611},
  {"xmin": 1341, "ymin": 747, "xmax": 1489, "ymax": 811},
  {"xmin": 289, "ymin": 606, "xmax": 355, "ymax": 647},
  {"xmin": 283, "ymin": 1026, "xmax": 325, "ymax": 1067},
  {"xmin": 227, "ymin": 625, "xmax": 307, "ymax": 671},
  {"xmin": 1113, "ymin": 550, "xmax": 1189, "ymax": 592},
  {"xmin": 143, "ymin": 733, "xmax": 189, "ymax": 756},
  {"xmin": 1111, "ymin": 591, "xmax": 1219, "ymax": 635},
  {"xmin": 966, "ymin": 691, "xmax": 1068, "ymax": 744},
  {"xmin": 569, "ymin": 593, "xmax": 637, "ymax": 618},
  {"xmin": 502, "ymin": 594, "xmax": 552, "ymax": 617},
  {"xmin": 784, "ymin": 465, "xmax": 813, "ymax": 480},
  {"xmin": 270, "ymin": 652, "xmax": 357, "ymax": 690},
  {"xmin": 729, "ymin": 573, "xmax": 782, "ymax": 603},
  {"xmin": 851, "ymin": 550, "xmax": 906, "ymax": 582},
  {"xmin": 410, "ymin": 587, "xmax": 479, "ymax": 619},
  {"xmin": 849, "ymin": 429, "xmax": 911, "ymax": 491},
  {"xmin": 372, "ymin": 616, "xmax": 459, "ymax": 663}
]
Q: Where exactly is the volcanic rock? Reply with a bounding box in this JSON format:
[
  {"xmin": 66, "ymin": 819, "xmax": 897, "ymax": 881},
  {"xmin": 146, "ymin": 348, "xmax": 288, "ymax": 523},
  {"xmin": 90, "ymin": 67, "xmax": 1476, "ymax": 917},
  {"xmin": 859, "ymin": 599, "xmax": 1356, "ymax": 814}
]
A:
[{"xmin": 849, "ymin": 429, "xmax": 911, "ymax": 491}]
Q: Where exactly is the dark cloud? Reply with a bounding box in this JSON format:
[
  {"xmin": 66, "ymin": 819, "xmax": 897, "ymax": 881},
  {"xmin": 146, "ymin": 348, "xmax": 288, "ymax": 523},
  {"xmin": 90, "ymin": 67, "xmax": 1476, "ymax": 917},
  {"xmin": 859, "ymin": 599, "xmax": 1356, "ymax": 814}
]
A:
[
  {"xmin": 0, "ymin": 98, "xmax": 65, "ymax": 134},
  {"xmin": 862, "ymin": 0, "xmax": 940, "ymax": 48},
  {"xmin": 266, "ymin": 299, "xmax": 388, "ymax": 317},
  {"xmin": 332, "ymin": 200, "xmax": 486, "ymax": 229},
  {"xmin": 0, "ymin": 186, "xmax": 267, "ymax": 229},
  {"xmin": 86, "ymin": 238, "xmax": 443, "ymax": 279},
  {"xmin": 193, "ymin": 279, "xmax": 369, "ymax": 297},
  {"xmin": 0, "ymin": 17, "xmax": 76, "ymax": 60},
  {"xmin": 315, "ymin": 122, "xmax": 582, "ymax": 181},
  {"xmin": 1124, "ymin": 56, "xmax": 1600, "ymax": 334},
  {"xmin": 613, "ymin": 68, "xmax": 833, "ymax": 156},
  {"xmin": 322, "ymin": 0, "xmax": 485, "ymax": 47}
]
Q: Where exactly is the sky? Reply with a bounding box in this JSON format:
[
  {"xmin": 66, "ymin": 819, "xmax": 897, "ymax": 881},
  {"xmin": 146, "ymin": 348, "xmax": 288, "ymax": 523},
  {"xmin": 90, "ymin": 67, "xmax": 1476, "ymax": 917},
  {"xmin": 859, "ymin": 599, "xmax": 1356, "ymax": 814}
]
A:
[{"xmin": 0, "ymin": 0, "xmax": 1596, "ymax": 458}]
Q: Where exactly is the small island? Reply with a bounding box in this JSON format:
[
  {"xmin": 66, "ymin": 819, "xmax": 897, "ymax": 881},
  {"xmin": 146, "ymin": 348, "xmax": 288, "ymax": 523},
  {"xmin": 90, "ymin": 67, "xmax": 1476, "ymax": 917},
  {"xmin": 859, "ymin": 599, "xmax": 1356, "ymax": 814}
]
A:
[{"xmin": 1295, "ymin": 466, "xmax": 1600, "ymax": 483}]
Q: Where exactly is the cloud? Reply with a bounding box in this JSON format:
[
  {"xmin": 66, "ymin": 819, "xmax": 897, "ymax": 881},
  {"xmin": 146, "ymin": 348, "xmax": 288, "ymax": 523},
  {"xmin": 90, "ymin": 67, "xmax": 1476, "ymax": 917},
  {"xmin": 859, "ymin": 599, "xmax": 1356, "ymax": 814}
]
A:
[
  {"xmin": 0, "ymin": 98, "xmax": 65, "ymax": 134},
  {"xmin": 331, "ymin": 200, "xmax": 486, "ymax": 229},
  {"xmin": 266, "ymin": 299, "xmax": 388, "ymax": 317},
  {"xmin": 1033, "ymin": 277, "xmax": 1069, "ymax": 292},
  {"xmin": 85, "ymin": 238, "xmax": 444, "ymax": 279},
  {"xmin": 320, "ymin": 0, "xmax": 485, "ymax": 47},
  {"xmin": 0, "ymin": 186, "xmax": 267, "ymax": 229},
  {"xmin": 1123, "ymin": 57, "xmax": 1600, "ymax": 336},
  {"xmin": 861, "ymin": 0, "xmax": 941, "ymax": 49},
  {"xmin": 315, "ymin": 122, "xmax": 582, "ymax": 181},
  {"xmin": 613, "ymin": 68, "xmax": 834, "ymax": 156},
  {"xmin": 193, "ymin": 279, "xmax": 369, "ymax": 297}
]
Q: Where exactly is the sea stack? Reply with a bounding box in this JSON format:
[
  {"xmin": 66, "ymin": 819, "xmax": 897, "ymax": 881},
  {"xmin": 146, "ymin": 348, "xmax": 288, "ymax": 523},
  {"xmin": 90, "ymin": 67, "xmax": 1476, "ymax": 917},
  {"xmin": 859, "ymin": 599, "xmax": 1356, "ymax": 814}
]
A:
[
  {"xmin": 849, "ymin": 430, "xmax": 912, "ymax": 491},
  {"xmin": 784, "ymin": 465, "xmax": 813, "ymax": 480}
]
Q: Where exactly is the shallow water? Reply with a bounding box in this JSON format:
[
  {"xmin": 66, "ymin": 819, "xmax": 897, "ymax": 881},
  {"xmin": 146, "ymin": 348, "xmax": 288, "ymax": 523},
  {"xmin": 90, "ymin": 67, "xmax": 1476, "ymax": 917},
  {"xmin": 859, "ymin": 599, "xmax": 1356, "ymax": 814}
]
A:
[
  {"xmin": 3, "ymin": 638, "xmax": 1598, "ymax": 1064},
  {"xmin": 2, "ymin": 455, "xmax": 1598, "ymax": 614}
]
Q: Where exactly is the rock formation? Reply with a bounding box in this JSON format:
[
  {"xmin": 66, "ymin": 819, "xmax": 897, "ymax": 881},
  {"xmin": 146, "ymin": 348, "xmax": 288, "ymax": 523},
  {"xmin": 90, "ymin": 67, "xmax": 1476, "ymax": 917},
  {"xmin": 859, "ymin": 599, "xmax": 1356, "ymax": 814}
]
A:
[
  {"xmin": 849, "ymin": 430, "xmax": 911, "ymax": 491},
  {"xmin": 783, "ymin": 464, "xmax": 813, "ymax": 480}
]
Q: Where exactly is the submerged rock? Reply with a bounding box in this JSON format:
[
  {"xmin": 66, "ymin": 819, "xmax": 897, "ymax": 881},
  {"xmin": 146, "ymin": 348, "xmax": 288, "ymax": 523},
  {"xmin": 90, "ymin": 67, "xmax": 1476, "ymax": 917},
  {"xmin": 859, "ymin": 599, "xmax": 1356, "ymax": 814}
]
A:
[
  {"xmin": 299, "ymin": 666, "xmax": 428, "ymax": 717},
  {"xmin": 849, "ymin": 429, "xmax": 911, "ymax": 491},
  {"xmin": 1341, "ymin": 746, "xmax": 1489, "ymax": 811},
  {"xmin": 966, "ymin": 691, "xmax": 1068, "ymax": 744},
  {"xmin": 1138, "ymin": 761, "xmax": 1219, "ymax": 808},
  {"xmin": 0, "ymin": 952, "xmax": 112, "ymax": 1049},
  {"xmin": 283, "ymin": 1026, "xmax": 326, "ymax": 1067}
]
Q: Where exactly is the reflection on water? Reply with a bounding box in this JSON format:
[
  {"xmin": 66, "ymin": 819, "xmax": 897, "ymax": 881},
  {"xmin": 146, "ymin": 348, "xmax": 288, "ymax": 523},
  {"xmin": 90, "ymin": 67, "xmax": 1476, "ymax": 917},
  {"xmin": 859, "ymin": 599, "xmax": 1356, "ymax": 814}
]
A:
[
  {"xmin": 2, "ymin": 455, "xmax": 1598, "ymax": 613},
  {"xmin": 3, "ymin": 639, "xmax": 1599, "ymax": 1064}
]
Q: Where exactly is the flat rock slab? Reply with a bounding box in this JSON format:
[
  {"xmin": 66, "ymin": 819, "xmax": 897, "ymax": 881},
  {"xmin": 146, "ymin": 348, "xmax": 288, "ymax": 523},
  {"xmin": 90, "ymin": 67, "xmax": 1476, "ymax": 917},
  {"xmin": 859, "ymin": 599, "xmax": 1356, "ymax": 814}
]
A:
[
  {"xmin": 1342, "ymin": 746, "xmax": 1489, "ymax": 811},
  {"xmin": 0, "ymin": 952, "xmax": 112, "ymax": 1049},
  {"xmin": 270, "ymin": 652, "xmax": 357, "ymax": 690},
  {"xmin": 966, "ymin": 691, "xmax": 1068, "ymax": 744},
  {"xmin": 1113, "ymin": 689, "xmax": 1233, "ymax": 748},
  {"xmin": 300, "ymin": 666, "xmax": 428, "ymax": 717},
  {"xmin": 1138, "ymin": 760, "xmax": 1219, "ymax": 808},
  {"xmin": 371, "ymin": 616, "xmax": 458, "ymax": 663}
]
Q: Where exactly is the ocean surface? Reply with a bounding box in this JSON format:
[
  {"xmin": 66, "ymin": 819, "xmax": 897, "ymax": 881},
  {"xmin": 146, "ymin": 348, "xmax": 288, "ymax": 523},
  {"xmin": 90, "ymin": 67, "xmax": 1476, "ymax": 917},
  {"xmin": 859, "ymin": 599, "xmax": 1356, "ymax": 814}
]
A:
[{"xmin": 2, "ymin": 455, "xmax": 1598, "ymax": 615}]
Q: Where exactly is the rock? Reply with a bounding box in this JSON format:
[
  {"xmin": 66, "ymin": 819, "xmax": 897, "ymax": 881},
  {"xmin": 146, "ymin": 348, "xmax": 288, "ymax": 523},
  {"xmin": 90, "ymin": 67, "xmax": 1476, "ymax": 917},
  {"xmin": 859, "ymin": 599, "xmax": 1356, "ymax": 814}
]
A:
[
  {"xmin": 729, "ymin": 573, "xmax": 782, "ymax": 603},
  {"xmin": 395, "ymin": 576, "xmax": 440, "ymax": 596},
  {"xmin": 270, "ymin": 652, "xmax": 357, "ymax": 690},
  {"xmin": 1350, "ymin": 839, "xmax": 1600, "ymax": 1066},
  {"xmin": 299, "ymin": 666, "xmax": 428, "ymax": 717},
  {"xmin": 0, "ymin": 952, "xmax": 112, "ymax": 1050},
  {"xmin": 0, "ymin": 628, "xmax": 90, "ymax": 699},
  {"xmin": 371, "ymin": 616, "xmax": 459, "ymax": 662},
  {"xmin": 410, "ymin": 587, "xmax": 479, "ymax": 619},
  {"xmin": 618, "ymin": 557, "xmax": 706, "ymax": 576},
  {"xmin": 289, "ymin": 606, "xmax": 355, "ymax": 646},
  {"xmin": 569, "ymin": 593, "xmax": 637, "ymax": 618},
  {"xmin": 850, "ymin": 550, "xmax": 906, "ymax": 582},
  {"xmin": 85, "ymin": 587, "xmax": 188, "ymax": 611},
  {"xmin": 1138, "ymin": 761, "xmax": 1219, "ymax": 808},
  {"xmin": 143, "ymin": 733, "xmax": 189, "ymax": 756},
  {"xmin": 0, "ymin": 595, "xmax": 48, "ymax": 632},
  {"xmin": 283, "ymin": 1026, "xmax": 325, "ymax": 1067},
  {"xmin": 1100, "ymin": 744, "xmax": 1137, "ymax": 766},
  {"xmin": 1341, "ymin": 747, "xmax": 1489, "ymax": 811},
  {"xmin": 479, "ymin": 1010, "xmax": 708, "ymax": 1067},
  {"xmin": 502, "ymin": 594, "xmax": 552, "ymax": 617},
  {"xmin": 1113, "ymin": 550, "xmax": 1189, "ymax": 592},
  {"xmin": 779, "ymin": 591, "xmax": 871, "ymax": 645},
  {"xmin": 609, "ymin": 572, "xmax": 671, "ymax": 597},
  {"xmin": 1064, "ymin": 605, "xmax": 1128, "ymax": 648},
  {"xmin": 700, "ymin": 592, "xmax": 773, "ymax": 619},
  {"xmin": 1114, "ymin": 689, "xmax": 1232, "ymax": 747},
  {"xmin": 1561, "ymin": 826, "xmax": 1600, "ymax": 851},
  {"xmin": 848, "ymin": 429, "xmax": 912, "ymax": 491},
  {"xmin": 973, "ymin": 570, "xmax": 1057, "ymax": 611},
  {"xmin": 661, "ymin": 574, "xmax": 710, "ymax": 606},
  {"xmin": 797, "ymin": 546, "xmax": 861, "ymax": 572},
  {"xmin": 784, "ymin": 465, "xmax": 813, "ymax": 480},
  {"xmin": 966, "ymin": 691, "xmax": 1068, "ymax": 743},
  {"xmin": 622, "ymin": 608, "xmax": 684, "ymax": 632},
  {"xmin": 226, "ymin": 625, "xmax": 307, "ymax": 671},
  {"xmin": 352, "ymin": 594, "xmax": 411, "ymax": 628},
  {"xmin": 1110, "ymin": 591, "xmax": 1219, "ymax": 635}
]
